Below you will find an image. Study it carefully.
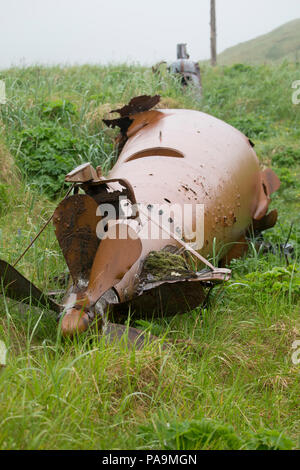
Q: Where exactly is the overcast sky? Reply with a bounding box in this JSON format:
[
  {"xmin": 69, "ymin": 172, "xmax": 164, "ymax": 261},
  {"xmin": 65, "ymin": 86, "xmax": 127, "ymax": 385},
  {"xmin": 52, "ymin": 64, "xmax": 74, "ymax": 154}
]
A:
[{"xmin": 1, "ymin": 0, "xmax": 300, "ymax": 69}]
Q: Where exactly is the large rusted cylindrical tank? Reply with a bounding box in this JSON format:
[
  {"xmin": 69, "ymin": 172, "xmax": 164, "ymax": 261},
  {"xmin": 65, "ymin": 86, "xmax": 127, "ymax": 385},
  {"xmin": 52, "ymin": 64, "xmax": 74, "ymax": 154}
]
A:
[
  {"xmin": 0, "ymin": 96, "xmax": 280, "ymax": 340},
  {"xmin": 53, "ymin": 96, "xmax": 279, "ymax": 334}
]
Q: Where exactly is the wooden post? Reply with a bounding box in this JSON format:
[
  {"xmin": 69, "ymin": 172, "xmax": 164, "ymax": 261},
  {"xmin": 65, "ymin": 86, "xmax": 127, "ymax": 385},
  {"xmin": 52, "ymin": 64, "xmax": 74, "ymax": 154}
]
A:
[{"xmin": 210, "ymin": 0, "xmax": 217, "ymax": 66}]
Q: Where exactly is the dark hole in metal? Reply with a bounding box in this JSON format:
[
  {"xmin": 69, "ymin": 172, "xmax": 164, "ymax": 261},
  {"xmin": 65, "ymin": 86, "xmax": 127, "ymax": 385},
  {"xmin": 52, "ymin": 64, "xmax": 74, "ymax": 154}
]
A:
[
  {"xmin": 262, "ymin": 182, "xmax": 268, "ymax": 196},
  {"xmin": 126, "ymin": 147, "xmax": 184, "ymax": 162}
]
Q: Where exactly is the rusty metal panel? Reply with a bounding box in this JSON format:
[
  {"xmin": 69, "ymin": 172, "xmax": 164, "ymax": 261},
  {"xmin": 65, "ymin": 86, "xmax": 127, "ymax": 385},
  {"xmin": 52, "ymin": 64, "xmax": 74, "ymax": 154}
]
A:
[
  {"xmin": 53, "ymin": 194, "xmax": 101, "ymax": 286},
  {"xmin": 0, "ymin": 260, "xmax": 60, "ymax": 313}
]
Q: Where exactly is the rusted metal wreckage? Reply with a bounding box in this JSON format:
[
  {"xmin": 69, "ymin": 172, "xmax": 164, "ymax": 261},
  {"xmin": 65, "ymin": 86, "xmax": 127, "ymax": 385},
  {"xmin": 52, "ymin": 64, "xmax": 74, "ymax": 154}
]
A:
[
  {"xmin": 169, "ymin": 44, "xmax": 202, "ymax": 91},
  {"xmin": 153, "ymin": 44, "xmax": 202, "ymax": 94},
  {"xmin": 0, "ymin": 95, "xmax": 280, "ymax": 343}
]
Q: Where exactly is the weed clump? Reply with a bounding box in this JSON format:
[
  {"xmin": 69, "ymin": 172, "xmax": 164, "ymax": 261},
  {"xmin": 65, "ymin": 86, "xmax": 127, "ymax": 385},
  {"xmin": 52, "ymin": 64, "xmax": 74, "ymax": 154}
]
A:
[
  {"xmin": 272, "ymin": 147, "xmax": 300, "ymax": 167},
  {"xmin": 0, "ymin": 142, "xmax": 18, "ymax": 185},
  {"xmin": 139, "ymin": 417, "xmax": 295, "ymax": 450},
  {"xmin": 15, "ymin": 124, "xmax": 88, "ymax": 197},
  {"xmin": 234, "ymin": 265, "xmax": 300, "ymax": 297},
  {"xmin": 228, "ymin": 113, "xmax": 272, "ymax": 139},
  {"xmin": 41, "ymin": 99, "xmax": 77, "ymax": 121},
  {"xmin": 275, "ymin": 167, "xmax": 298, "ymax": 188},
  {"xmin": 246, "ymin": 429, "xmax": 295, "ymax": 450}
]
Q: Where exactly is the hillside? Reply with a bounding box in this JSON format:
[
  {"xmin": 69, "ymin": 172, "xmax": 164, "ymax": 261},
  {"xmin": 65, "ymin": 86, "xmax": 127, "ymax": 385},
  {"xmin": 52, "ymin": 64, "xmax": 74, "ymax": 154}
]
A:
[{"xmin": 218, "ymin": 19, "xmax": 300, "ymax": 65}]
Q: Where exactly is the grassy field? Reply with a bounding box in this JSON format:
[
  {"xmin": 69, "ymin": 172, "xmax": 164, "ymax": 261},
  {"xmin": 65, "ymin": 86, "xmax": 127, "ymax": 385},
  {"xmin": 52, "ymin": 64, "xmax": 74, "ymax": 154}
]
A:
[
  {"xmin": 218, "ymin": 18, "xmax": 300, "ymax": 65},
  {"xmin": 0, "ymin": 62, "xmax": 299, "ymax": 450}
]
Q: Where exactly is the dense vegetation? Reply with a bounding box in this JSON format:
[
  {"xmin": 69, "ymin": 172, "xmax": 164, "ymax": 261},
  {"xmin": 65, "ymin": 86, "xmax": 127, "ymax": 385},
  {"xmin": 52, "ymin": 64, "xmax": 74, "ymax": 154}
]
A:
[
  {"xmin": 0, "ymin": 62, "xmax": 299, "ymax": 450},
  {"xmin": 218, "ymin": 19, "xmax": 300, "ymax": 65}
]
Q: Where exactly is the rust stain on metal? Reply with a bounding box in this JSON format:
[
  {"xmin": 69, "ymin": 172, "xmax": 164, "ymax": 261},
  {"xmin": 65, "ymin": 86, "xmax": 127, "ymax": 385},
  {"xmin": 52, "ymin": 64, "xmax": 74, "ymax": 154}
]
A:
[{"xmin": 0, "ymin": 95, "xmax": 280, "ymax": 345}]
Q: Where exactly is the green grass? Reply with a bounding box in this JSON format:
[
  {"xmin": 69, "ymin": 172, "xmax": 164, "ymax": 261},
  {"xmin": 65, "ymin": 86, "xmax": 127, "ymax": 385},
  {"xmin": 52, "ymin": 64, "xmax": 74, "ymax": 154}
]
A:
[
  {"xmin": 218, "ymin": 19, "xmax": 300, "ymax": 65},
  {"xmin": 0, "ymin": 63, "xmax": 299, "ymax": 450}
]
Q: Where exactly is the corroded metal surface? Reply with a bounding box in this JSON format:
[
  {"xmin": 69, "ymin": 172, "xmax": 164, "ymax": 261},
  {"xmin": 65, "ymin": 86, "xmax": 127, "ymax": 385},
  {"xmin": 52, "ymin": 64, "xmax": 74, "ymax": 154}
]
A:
[{"xmin": 53, "ymin": 194, "xmax": 101, "ymax": 286}]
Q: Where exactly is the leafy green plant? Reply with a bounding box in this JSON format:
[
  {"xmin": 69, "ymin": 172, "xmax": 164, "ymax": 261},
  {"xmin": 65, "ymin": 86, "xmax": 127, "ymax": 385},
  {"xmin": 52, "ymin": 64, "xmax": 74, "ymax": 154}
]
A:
[
  {"xmin": 275, "ymin": 167, "xmax": 298, "ymax": 188},
  {"xmin": 238, "ymin": 265, "xmax": 300, "ymax": 297},
  {"xmin": 272, "ymin": 147, "xmax": 300, "ymax": 167},
  {"xmin": 139, "ymin": 418, "xmax": 242, "ymax": 450},
  {"xmin": 228, "ymin": 113, "xmax": 272, "ymax": 139},
  {"xmin": 15, "ymin": 123, "xmax": 88, "ymax": 197},
  {"xmin": 246, "ymin": 429, "xmax": 294, "ymax": 450},
  {"xmin": 41, "ymin": 99, "xmax": 77, "ymax": 120}
]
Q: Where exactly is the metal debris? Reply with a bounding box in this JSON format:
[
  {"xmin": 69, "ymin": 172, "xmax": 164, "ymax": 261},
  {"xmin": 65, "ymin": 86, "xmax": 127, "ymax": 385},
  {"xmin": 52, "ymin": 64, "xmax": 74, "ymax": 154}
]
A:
[{"xmin": 0, "ymin": 95, "xmax": 280, "ymax": 343}]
